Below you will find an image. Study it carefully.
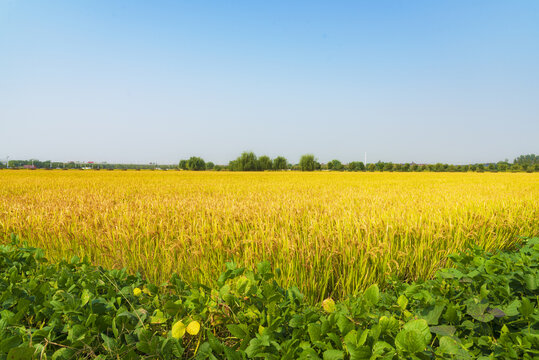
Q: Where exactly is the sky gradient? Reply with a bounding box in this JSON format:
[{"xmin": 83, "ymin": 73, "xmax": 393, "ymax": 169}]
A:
[{"xmin": 1, "ymin": 1, "xmax": 538, "ymax": 164}]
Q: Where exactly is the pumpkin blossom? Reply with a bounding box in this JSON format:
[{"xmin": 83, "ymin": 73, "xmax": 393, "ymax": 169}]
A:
[
  {"xmin": 186, "ymin": 320, "xmax": 201, "ymax": 335},
  {"xmin": 171, "ymin": 321, "xmax": 186, "ymax": 339},
  {"xmin": 133, "ymin": 287, "xmax": 142, "ymax": 297}
]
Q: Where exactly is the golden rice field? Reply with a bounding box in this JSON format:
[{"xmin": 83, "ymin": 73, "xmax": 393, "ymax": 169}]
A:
[{"xmin": 0, "ymin": 170, "xmax": 537, "ymax": 301}]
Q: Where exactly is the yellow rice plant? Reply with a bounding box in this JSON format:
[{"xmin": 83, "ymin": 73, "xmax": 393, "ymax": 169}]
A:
[{"xmin": 0, "ymin": 170, "xmax": 537, "ymax": 301}]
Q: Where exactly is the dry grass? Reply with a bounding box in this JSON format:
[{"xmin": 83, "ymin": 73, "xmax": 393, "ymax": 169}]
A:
[{"xmin": 0, "ymin": 170, "xmax": 537, "ymax": 301}]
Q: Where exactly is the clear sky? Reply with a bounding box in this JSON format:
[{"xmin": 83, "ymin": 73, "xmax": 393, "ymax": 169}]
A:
[{"xmin": 1, "ymin": 1, "xmax": 538, "ymax": 165}]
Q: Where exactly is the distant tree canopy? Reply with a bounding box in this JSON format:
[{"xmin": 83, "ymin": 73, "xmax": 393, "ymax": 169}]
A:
[
  {"xmin": 229, "ymin": 152, "xmax": 259, "ymax": 171},
  {"xmin": 258, "ymin": 156, "xmax": 273, "ymax": 171},
  {"xmin": 228, "ymin": 152, "xmax": 288, "ymax": 171},
  {"xmin": 273, "ymin": 156, "xmax": 288, "ymax": 170},
  {"xmin": 5, "ymin": 154, "xmax": 537, "ymax": 172},
  {"xmin": 348, "ymin": 161, "xmax": 365, "ymax": 171},
  {"xmin": 299, "ymin": 154, "xmax": 317, "ymax": 171},
  {"xmin": 327, "ymin": 159, "xmax": 343, "ymax": 171},
  {"xmin": 514, "ymin": 154, "xmax": 537, "ymax": 165},
  {"xmin": 187, "ymin": 157, "xmax": 206, "ymax": 171}
]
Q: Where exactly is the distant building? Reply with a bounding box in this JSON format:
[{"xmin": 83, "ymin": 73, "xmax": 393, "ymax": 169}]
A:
[{"xmin": 23, "ymin": 165, "xmax": 36, "ymax": 169}]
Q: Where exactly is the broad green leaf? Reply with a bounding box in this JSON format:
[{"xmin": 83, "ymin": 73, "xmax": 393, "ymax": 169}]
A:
[
  {"xmin": 336, "ymin": 314, "xmax": 353, "ymax": 334},
  {"xmin": 343, "ymin": 329, "xmax": 357, "ymax": 345},
  {"xmin": 345, "ymin": 343, "xmax": 371, "ymax": 360},
  {"xmin": 397, "ymin": 295, "xmax": 408, "ymax": 310},
  {"xmin": 503, "ymin": 300, "xmax": 521, "ymax": 317},
  {"xmin": 364, "ymin": 284, "xmax": 380, "ymax": 304},
  {"xmin": 256, "ymin": 261, "xmax": 271, "ymax": 275},
  {"xmin": 308, "ymin": 323, "xmax": 321, "ymax": 342},
  {"xmin": 524, "ymin": 274, "xmax": 536, "ymax": 291},
  {"xmin": 357, "ymin": 329, "xmax": 369, "ymax": 346},
  {"xmin": 81, "ymin": 289, "xmax": 91, "ymax": 306},
  {"xmin": 245, "ymin": 337, "xmax": 267, "ymax": 357},
  {"xmin": 371, "ymin": 341, "xmax": 394, "ymax": 357},
  {"xmin": 436, "ymin": 336, "xmax": 471, "ymax": 359},
  {"xmin": 323, "ymin": 349, "xmax": 344, "ymax": 360},
  {"xmin": 420, "ymin": 303, "xmax": 445, "ymax": 325},
  {"xmin": 443, "ymin": 304, "xmax": 459, "ymax": 323},
  {"xmin": 519, "ymin": 297, "xmax": 533, "ymax": 317},
  {"xmin": 51, "ymin": 348, "xmax": 77, "ymax": 360},
  {"xmin": 206, "ymin": 331, "xmax": 224, "ymax": 353},
  {"xmin": 7, "ymin": 347, "xmax": 35, "ymax": 360},
  {"xmin": 67, "ymin": 324, "xmax": 87, "ymax": 341},
  {"xmin": 150, "ymin": 309, "xmax": 167, "ymax": 324},
  {"xmin": 101, "ymin": 333, "xmax": 116, "ymax": 352},
  {"xmin": 226, "ymin": 324, "xmax": 247, "ymax": 339},
  {"xmin": 467, "ymin": 302, "xmax": 494, "ymax": 321},
  {"xmin": 395, "ymin": 319, "xmax": 431, "ymax": 354},
  {"xmin": 429, "ymin": 325, "xmax": 456, "ymax": 336},
  {"xmin": 0, "ymin": 337, "xmax": 21, "ymax": 353}
]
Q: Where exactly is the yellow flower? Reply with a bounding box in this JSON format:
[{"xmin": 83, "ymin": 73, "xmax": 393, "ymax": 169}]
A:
[
  {"xmin": 171, "ymin": 321, "xmax": 186, "ymax": 339},
  {"xmin": 322, "ymin": 298, "xmax": 336, "ymax": 313},
  {"xmin": 133, "ymin": 287, "xmax": 142, "ymax": 297},
  {"xmin": 186, "ymin": 320, "xmax": 201, "ymax": 335}
]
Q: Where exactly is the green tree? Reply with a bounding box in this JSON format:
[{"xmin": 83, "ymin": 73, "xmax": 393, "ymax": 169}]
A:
[
  {"xmin": 230, "ymin": 152, "xmax": 259, "ymax": 171},
  {"xmin": 179, "ymin": 160, "xmax": 188, "ymax": 170},
  {"xmin": 273, "ymin": 156, "xmax": 288, "ymax": 170},
  {"xmin": 258, "ymin": 156, "xmax": 273, "ymax": 171},
  {"xmin": 328, "ymin": 159, "xmax": 343, "ymax": 171},
  {"xmin": 228, "ymin": 160, "xmax": 237, "ymax": 170},
  {"xmin": 514, "ymin": 154, "xmax": 537, "ymax": 166},
  {"xmin": 206, "ymin": 162, "xmax": 215, "ymax": 170},
  {"xmin": 434, "ymin": 163, "xmax": 445, "ymax": 172},
  {"xmin": 299, "ymin": 154, "xmax": 317, "ymax": 171},
  {"xmin": 348, "ymin": 161, "xmax": 365, "ymax": 171},
  {"xmin": 187, "ymin": 156, "xmax": 206, "ymax": 171},
  {"xmin": 497, "ymin": 162, "xmax": 508, "ymax": 172}
]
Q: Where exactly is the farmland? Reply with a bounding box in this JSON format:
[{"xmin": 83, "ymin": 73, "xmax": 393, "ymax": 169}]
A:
[{"xmin": 0, "ymin": 170, "xmax": 537, "ymax": 301}]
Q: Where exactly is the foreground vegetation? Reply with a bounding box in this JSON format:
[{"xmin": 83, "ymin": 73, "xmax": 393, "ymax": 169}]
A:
[
  {"xmin": 1, "ymin": 171, "xmax": 537, "ymax": 301},
  {"xmin": 0, "ymin": 237, "xmax": 537, "ymax": 359}
]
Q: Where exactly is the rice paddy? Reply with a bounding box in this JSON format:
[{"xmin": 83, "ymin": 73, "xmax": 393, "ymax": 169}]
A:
[{"xmin": 0, "ymin": 170, "xmax": 537, "ymax": 301}]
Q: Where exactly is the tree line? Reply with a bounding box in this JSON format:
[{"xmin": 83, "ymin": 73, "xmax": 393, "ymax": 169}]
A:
[
  {"xmin": 177, "ymin": 152, "xmax": 538, "ymax": 172},
  {"xmin": 0, "ymin": 160, "xmax": 177, "ymax": 170},
  {"xmin": 2, "ymin": 153, "xmax": 537, "ymax": 172}
]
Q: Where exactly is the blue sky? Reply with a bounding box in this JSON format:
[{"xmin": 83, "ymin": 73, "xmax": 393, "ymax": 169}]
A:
[{"xmin": 1, "ymin": 1, "xmax": 538, "ymax": 164}]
